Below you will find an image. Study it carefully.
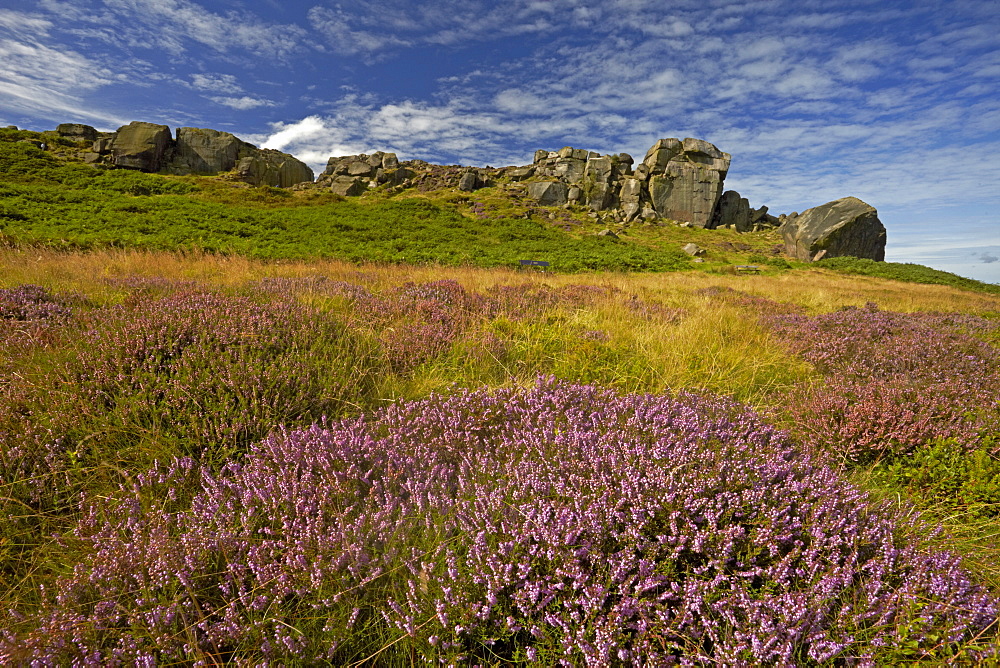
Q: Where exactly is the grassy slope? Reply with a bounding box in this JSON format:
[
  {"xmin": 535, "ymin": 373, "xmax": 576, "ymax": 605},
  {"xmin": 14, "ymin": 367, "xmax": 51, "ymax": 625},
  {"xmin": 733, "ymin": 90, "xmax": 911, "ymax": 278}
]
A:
[
  {"xmin": 4, "ymin": 130, "xmax": 998, "ymax": 295},
  {"xmin": 1, "ymin": 136, "xmax": 689, "ymax": 272}
]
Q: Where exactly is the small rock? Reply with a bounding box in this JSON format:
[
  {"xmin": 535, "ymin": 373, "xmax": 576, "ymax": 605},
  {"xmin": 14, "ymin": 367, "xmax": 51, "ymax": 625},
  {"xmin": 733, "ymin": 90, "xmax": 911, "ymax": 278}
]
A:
[{"xmin": 682, "ymin": 243, "xmax": 706, "ymax": 257}]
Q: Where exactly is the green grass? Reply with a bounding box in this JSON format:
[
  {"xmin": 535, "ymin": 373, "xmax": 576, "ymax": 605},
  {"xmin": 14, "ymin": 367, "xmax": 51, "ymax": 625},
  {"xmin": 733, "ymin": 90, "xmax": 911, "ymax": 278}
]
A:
[{"xmin": 817, "ymin": 256, "xmax": 1000, "ymax": 294}]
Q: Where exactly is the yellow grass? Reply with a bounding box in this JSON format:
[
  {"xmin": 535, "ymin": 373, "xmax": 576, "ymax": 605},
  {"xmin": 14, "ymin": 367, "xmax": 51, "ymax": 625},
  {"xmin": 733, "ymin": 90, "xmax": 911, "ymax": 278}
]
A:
[{"xmin": 3, "ymin": 246, "xmax": 997, "ymax": 315}]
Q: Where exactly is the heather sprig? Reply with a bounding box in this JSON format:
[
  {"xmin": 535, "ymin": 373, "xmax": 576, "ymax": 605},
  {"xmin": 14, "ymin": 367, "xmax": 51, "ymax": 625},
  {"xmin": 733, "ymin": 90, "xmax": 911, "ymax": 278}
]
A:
[{"xmin": 8, "ymin": 380, "xmax": 996, "ymax": 665}]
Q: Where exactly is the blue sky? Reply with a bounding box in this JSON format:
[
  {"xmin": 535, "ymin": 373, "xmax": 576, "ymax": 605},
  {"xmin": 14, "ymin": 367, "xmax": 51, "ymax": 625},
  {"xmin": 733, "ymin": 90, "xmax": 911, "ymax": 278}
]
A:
[{"xmin": 1, "ymin": 0, "xmax": 998, "ymax": 283}]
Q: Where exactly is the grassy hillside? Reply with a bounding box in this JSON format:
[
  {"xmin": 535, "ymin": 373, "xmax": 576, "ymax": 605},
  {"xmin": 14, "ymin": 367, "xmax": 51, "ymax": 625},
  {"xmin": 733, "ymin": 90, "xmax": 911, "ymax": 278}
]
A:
[
  {"xmin": 1, "ymin": 135, "xmax": 694, "ymax": 272},
  {"xmin": 4, "ymin": 130, "xmax": 998, "ymax": 293},
  {"xmin": 2, "ymin": 248, "xmax": 999, "ymax": 664},
  {"xmin": 817, "ymin": 256, "xmax": 1000, "ymax": 295}
]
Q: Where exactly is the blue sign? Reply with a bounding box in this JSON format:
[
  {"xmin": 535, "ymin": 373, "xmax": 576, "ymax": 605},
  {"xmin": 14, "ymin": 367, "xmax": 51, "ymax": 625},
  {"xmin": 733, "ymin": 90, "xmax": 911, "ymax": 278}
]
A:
[{"xmin": 519, "ymin": 259, "xmax": 550, "ymax": 267}]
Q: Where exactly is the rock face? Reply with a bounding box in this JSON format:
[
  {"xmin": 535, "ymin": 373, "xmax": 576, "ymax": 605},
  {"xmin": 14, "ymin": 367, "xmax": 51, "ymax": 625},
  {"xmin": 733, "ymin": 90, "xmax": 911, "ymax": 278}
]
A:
[
  {"xmin": 712, "ymin": 190, "xmax": 751, "ymax": 232},
  {"xmin": 81, "ymin": 121, "xmax": 313, "ymax": 187},
  {"xmin": 644, "ymin": 138, "xmax": 730, "ymax": 227},
  {"xmin": 234, "ymin": 149, "xmax": 314, "ymax": 188},
  {"xmin": 527, "ymin": 181, "xmax": 569, "ymax": 206},
  {"xmin": 109, "ymin": 121, "xmax": 173, "ymax": 171},
  {"xmin": 170, "ymin": 127, "xmax": 249, "ymax": 174},
  {"xmin": 780, "ymin": 197, "xmax": 886, "ymax": 262},
  {"xmin": 56, "ymin": 123, "xmax": 99, "ymax": 142}
]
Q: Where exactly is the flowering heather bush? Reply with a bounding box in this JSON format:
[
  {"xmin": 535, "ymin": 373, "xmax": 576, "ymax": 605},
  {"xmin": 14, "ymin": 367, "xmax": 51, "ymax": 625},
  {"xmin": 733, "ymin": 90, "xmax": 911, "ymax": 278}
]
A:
[
  {"xmin": 0, "ymin": 290, "xmax": 377, "ymax": 512},
  {"xmin": 68, "ymin": 290, "xmax": 372, "ymax": 453},
  {"xmin": 763, "ymin": 303, "xmax": 1000, "ymax": 462},
  {"xmin": 0, "ymin": 283, "xmax": 78, "ymax": 357},
  {"xmin": 102, "ymin": 275, "xmax": 202, "ymax": 295},
  {"xmin": 7, "ymin": 381, "xmax": 996, "ymax": 665},
  {"xmin": 0, "ymin": 284, "xmax": 73, "ymax": 322},
  {"xmin": 355, "ymin": 280, "xmax": 491, "ymax": 372}
]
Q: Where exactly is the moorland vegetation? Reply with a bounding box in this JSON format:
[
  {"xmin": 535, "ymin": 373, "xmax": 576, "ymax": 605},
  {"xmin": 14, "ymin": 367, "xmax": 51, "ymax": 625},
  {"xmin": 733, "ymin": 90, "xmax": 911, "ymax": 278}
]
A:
[{"xmin": 1, "ymin": 129, "xmax": 1000, "ymax": 664}]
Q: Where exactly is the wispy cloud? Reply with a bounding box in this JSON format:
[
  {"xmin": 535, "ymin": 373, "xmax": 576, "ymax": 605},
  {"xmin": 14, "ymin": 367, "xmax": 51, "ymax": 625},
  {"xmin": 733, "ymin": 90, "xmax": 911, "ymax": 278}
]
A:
[
  {"xmin": 41, "ymin": 0, "xmax": 307, "ymax": 60},
  {"xmin": 191, "ymin": 73, "xmax": 243, "ymax": 95},
  {"xmin": 190, "ymin": 73, "xmax": 275, "ymax": 110},
  {"xmin": 209, "ymin": 96, "xmax": 274, "ymax": 110},
  {"xmin": 0, "ymin": 9, "xmax": 124, "ymax": 124}
]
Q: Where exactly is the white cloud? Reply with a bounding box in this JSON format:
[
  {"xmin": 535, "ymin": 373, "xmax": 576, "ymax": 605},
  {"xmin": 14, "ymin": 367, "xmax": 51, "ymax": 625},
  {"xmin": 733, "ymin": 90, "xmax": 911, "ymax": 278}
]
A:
[
  {"xmin": 0, "ymin": 9, "xmax": 53, "ymax": 33},
  {"xmin": 209, "ymin": 96, "xmax": 274, "ymax": 110},
  {"xmin": 191, "ymin": 73, "xmax": 243, "ymax": 95},
  {"xmin": 306, "ymin": 0, "xmax": 593, "ymax": 58},
  {"xmin": 42, "ymin": 0, "xmax": 308, "ymax": 59}
]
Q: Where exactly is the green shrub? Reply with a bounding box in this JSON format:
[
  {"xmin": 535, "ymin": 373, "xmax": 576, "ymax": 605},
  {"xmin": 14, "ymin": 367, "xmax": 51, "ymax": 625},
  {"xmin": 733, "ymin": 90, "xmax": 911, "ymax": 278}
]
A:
[{"xmin": 873, "ymin": 439, "xmax": 1000, "ymax": 519}]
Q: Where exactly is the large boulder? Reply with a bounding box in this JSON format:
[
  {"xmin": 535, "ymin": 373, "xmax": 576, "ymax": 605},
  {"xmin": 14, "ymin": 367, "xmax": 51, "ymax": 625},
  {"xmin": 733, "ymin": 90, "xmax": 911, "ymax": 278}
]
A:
[
  {"xmin": 56, "ymin": 123, "xmax": 98, "ymax": 142},
  {"xmin": 169, "ymin": 127, "xmax": 249, "ymax": 174},
  {"xmin": 108, "ymin": 121, "xmax": 173, "ymax": 171},
  {"xmin": 234, "ymin": 149, "xmax": 314, "ymax": 188},
  {"xmin": 527, "ymin": 181, "xmax": 569, "ymax": 206},
  {"xmin": 780, "ymin": 197, "xmax": 886, "ymax": 262},
  {"xmin": 644, "ymin": 138, "xmax": 730, "ymax": 228},
  {"xmin": 329, "ymin": 176, "xmax": 367, "ymax": 196}
]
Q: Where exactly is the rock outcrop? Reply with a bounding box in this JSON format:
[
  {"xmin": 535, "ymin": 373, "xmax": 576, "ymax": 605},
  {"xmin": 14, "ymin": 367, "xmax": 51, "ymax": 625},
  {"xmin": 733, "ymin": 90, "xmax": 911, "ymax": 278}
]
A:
[
  {"xmin": 169, "ymin": 127, "xmax": 249, "ymax": 174},
  {"xmin": 315, "ymin": 152, "xmax": 495, "ymax": 195},
  {"xmin": 234, "ymin": 148, "xmax": 315, "ymax": 188},
  {"xmin": 55, "ymin": 123, "xmax": 99, "ymax": 142},
  {"xmin": 46, "ymin": 120, "xmax": 885, "ymax": 261},
  {"xmin": 780, "ymin": 197, "xmax": 886, "ymax": 262},
  {"xmin": 108, "ymin": 121, "xmax": 174, "ymax": 172},
  {"xmin": 522, "ymin": 138, "xmax": 734, "ymax": 227},
  {"xmin": 69, "ymin": 122, "xmax": 313, "ymax": 187},
  {"xmin": 644, "ymin": 138, "xmax": 729, "ymax": 227},
  {"xmin": 712, "ymin": 190, "xmax": 751, "ymax": 232}
]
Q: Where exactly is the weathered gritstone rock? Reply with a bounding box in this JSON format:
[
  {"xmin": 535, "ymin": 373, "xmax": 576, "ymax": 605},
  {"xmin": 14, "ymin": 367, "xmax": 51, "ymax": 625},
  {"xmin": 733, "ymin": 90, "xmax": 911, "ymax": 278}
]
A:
[
  {"xmin": 643, "ymin": 138, "xmax": 730, "ymax": 227},
  {"xmin": 56, "ymin": 123, "xmax": 99, "ymax": 142},
  {"xmin": 329, "ymin": 176, "xmax": 367, "ymax": 197},
  {"xmin": 713, "ymin": 190, "xmax": 752, "ymax": 232},
  {"xmin": 780, "ymin": 197, "xmax": 886, "ymax": 262},
  {"xmin": 107, "ymin": 121, "xmax": 173, "ymax": 172},
  {"xmin": 317, "ymin": 152, "xmax": 500, "ymax": 194},
  {"xmin": 234, "ymin": 149, "xmax": 314, "ymax": 189},
  {"xmin": 527, "ymin": 181, "xmax": 569, "ymax": 206},
  {"xmin": 520, "ymin": 138, "xmax": 738, "ymax": 227},
  {"xmin": 169, "ymin": 127, "xmax": 251, "ymax": 175},
  {"xmin": 80, "ymin": 121, "xmax": 313, "ymax": 187}
]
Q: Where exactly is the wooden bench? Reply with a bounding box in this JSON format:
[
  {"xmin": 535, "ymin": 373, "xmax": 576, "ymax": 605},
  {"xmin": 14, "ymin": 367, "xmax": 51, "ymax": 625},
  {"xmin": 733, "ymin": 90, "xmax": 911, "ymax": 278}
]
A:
[
  {"xmin": 734, "ymin": 265, "xmax": 761, "ymax": 274},
  {"xmin": 519, "ymin": 259, "xmax": 550, "ymax": 270}
]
